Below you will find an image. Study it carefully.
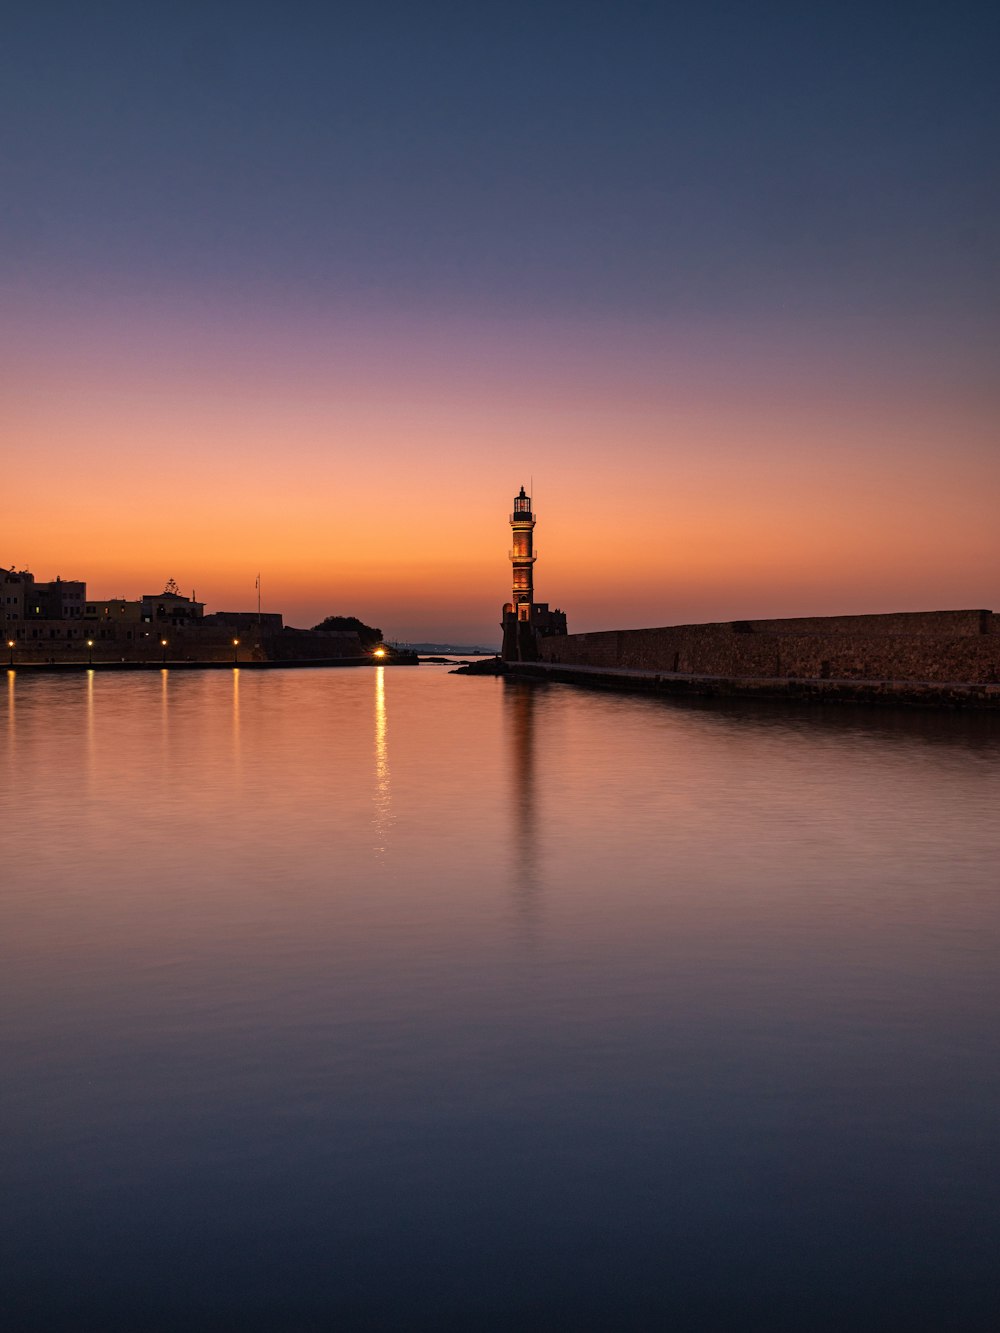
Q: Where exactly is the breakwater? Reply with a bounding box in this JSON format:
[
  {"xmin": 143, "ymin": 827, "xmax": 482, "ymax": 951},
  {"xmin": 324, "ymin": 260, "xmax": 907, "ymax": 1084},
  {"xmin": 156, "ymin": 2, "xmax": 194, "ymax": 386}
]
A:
[
  {"xmin": 521, "ymin": 610, "xmax": 1000, "ymax": 709},
  {"xmin": 510, "ymin": 661, "xmax": 999, "ymax": 709}
]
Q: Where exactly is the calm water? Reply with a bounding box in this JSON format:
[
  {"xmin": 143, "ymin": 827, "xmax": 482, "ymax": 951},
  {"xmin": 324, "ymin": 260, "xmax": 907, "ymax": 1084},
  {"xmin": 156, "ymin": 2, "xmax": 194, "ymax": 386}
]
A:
[{"xmin": 3, "ymin": 666, "xmax": 999, "ymax": 1331}]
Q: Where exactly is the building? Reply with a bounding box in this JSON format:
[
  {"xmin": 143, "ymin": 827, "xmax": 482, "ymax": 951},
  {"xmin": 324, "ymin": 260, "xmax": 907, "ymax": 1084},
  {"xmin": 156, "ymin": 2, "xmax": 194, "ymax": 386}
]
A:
[
  {"xmin": 501, "ymin": 486, "xmax": 567, "ymax": 661},
  {"xmin": 140, "ymin": 581, "xmax": 204, "ymax": 626},
  {"xmin": 2, "ymin": 567, "xmax": 91, "ymax": 657},
  {"xmin": 25, "ymin": 575, "xmax": 87, "ymax": 620},
  {"xmin": 3, "ymin": 568, "xmax": 89, "ymax": 656},
  {"xmin": 84, "ymin": 598, "xmax": 143, "ymax": 623},
  {"xmin": 1, "ymin": 568, "xmax": 33, "ymax": 624},
  {"xmin": 82, "ymin": 590, "xmax": 208, "ymax": 629}
]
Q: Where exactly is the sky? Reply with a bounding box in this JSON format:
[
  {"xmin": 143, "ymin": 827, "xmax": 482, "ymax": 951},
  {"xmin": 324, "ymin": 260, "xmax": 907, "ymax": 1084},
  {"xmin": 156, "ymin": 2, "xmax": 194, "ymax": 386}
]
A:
[{"xmin": 2, "ymin": 0, "xmax": 997, "ymax": 644}]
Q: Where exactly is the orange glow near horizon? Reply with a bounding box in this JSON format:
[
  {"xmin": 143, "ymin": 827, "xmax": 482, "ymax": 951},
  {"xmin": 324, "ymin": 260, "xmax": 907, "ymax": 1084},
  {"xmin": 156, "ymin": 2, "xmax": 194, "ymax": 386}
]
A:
[{"xmin": 3, "ymin": 282, "xmax": 997, "ymax": 643}]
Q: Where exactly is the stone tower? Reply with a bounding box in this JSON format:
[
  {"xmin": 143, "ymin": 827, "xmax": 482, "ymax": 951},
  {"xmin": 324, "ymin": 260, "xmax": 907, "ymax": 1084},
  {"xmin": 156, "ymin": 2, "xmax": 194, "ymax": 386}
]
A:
[
  {"xmin": 509, "ymin": 485, "xmax": 536, "ymax": 622},
  {"xmin": 501, "ymin": 485, "xmax": 568, "ymax": 661}
]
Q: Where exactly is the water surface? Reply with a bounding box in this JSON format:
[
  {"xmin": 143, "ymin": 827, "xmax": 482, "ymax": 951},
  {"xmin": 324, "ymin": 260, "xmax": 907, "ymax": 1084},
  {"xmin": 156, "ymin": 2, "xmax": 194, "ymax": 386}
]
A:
[{"xmin": 3, "ymin": 667, "xmax": 999, "ymax": 1330}]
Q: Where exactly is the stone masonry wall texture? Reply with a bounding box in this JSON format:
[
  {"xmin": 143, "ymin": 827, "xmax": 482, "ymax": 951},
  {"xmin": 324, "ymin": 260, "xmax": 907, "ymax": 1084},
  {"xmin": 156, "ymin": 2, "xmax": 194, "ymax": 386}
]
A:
[{"xmin": 537, "ymin": 611, "xmax": 1000, "ymax": 685}]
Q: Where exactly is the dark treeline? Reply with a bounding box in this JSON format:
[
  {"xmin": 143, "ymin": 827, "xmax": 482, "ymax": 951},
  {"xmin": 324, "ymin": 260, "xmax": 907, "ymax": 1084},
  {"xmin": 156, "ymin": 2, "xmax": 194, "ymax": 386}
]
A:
[{"xmin": 311, "ymin": 616, "xmax": 382, "ymax": 648}]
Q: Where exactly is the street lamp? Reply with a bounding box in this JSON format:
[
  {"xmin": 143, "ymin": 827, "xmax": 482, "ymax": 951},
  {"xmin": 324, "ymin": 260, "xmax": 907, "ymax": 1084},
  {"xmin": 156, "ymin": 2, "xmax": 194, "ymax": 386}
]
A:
[
  {"xmin": 161, "ymin": 638, "xmax": 168, "ymax": 664},
  {"xmin": 7, "ymin": 639, "xmax": 14, "ymax": 667},
  {"xmin": 86, "ymin": 638, "xmax": 94, "ymax": 666},
  {"xmin": 232, "ymin": 637, "xmax": 240, "ymax": 664},
  {"xmin": 373, "ymin": 646, "xmax": 387, "ymax": 659}
]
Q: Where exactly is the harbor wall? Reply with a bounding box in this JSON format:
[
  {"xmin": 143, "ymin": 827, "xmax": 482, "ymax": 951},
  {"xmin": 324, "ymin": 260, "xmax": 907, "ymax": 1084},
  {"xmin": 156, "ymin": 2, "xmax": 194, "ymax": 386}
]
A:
[
  {"xmin": 536, "ymin": 610, "xmax": 1000, "ymax": 686},
  {"xmin": 3, "ymin": 621, "xmax": 365, "ymax": 665}
]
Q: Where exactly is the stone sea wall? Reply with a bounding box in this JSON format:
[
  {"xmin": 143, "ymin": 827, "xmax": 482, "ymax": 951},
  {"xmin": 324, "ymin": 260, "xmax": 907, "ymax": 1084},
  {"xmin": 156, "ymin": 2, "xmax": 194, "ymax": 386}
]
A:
[
  {"xmin": 5, "ymin": 622, "xmax": 366, "ymax": 665},
  {"xmin": 536, "ymin": 610, "xmax": 1000, "ymax": 685}
]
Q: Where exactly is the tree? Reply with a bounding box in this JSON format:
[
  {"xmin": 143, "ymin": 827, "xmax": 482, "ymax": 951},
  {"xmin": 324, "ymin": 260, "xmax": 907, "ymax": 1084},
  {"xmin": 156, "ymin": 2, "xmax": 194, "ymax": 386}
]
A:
[{"xmin": 311, "ymin": 615, "xmax": 383, "ymax": 647}]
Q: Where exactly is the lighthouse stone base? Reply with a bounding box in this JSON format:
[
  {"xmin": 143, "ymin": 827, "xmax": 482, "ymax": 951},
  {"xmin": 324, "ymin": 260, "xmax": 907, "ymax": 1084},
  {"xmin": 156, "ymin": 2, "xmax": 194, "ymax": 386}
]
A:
[{"xmin": 501, "ymin": 604, "xmax": 568, "ymax": 663}]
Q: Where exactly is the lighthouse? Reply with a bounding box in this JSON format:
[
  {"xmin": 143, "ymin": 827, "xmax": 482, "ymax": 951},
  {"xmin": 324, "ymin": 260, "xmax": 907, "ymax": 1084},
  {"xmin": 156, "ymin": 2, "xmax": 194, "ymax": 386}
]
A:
[
  {"xmin": 509, "ymin": 485, "xmax": 536, "ymax": 621},
  {"xmin": 501, "ymin": 485, "xmax": 567, "ymax": 661}
]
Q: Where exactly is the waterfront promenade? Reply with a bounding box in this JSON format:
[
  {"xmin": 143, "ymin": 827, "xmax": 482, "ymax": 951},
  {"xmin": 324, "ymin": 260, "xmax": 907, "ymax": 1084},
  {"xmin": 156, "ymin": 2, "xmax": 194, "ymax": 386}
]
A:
[{"xmin": 5, "ymin": 656, "xmax": 417, "ymax": 675}]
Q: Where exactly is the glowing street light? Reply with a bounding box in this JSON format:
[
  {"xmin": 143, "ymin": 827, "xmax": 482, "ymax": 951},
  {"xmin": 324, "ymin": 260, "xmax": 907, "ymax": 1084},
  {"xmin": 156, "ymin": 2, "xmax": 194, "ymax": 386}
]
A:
[
  {"xmin": 373, "ymin": 646, "xmax": 387, "ymax": 659},
  {"xmin": 233, "ymin": 637, "xmax": 240, "ymax": 664},
  {"xmin": 7, "ymin": 639, "xmax": 14, "ymax": 667},
  {"xmin": 161, "ymin": 638, "xmax": 168, "ymax": 664},
  {"xmin": 86, "ymin": 638, "xmax": 94, "ymax": 666}
]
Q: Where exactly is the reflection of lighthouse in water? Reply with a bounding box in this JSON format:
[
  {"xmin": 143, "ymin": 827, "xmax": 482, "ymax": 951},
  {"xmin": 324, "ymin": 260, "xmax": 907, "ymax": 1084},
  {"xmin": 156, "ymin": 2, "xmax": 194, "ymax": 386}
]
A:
[
  {"xmin": 506, "ymin": 677, "xmax": 539, "ymax": 912},
  {"xmin": 501, "ymin": 485, "xmax": 568, "ymax": 662}
]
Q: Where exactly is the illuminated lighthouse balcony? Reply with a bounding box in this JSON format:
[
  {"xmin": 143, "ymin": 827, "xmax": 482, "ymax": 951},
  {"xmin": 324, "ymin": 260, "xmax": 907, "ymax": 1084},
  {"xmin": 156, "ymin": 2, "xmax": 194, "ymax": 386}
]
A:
[{"xmin": 509, "ymin": 549, "xmax": 538, "ymax": 561}]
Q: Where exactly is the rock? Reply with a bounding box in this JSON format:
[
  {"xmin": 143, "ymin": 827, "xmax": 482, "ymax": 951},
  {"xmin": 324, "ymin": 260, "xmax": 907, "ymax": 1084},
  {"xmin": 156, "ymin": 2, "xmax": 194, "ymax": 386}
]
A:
[{"xmin": 450, "ymin": 657, "xmax": 508, "ymax": 676}]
